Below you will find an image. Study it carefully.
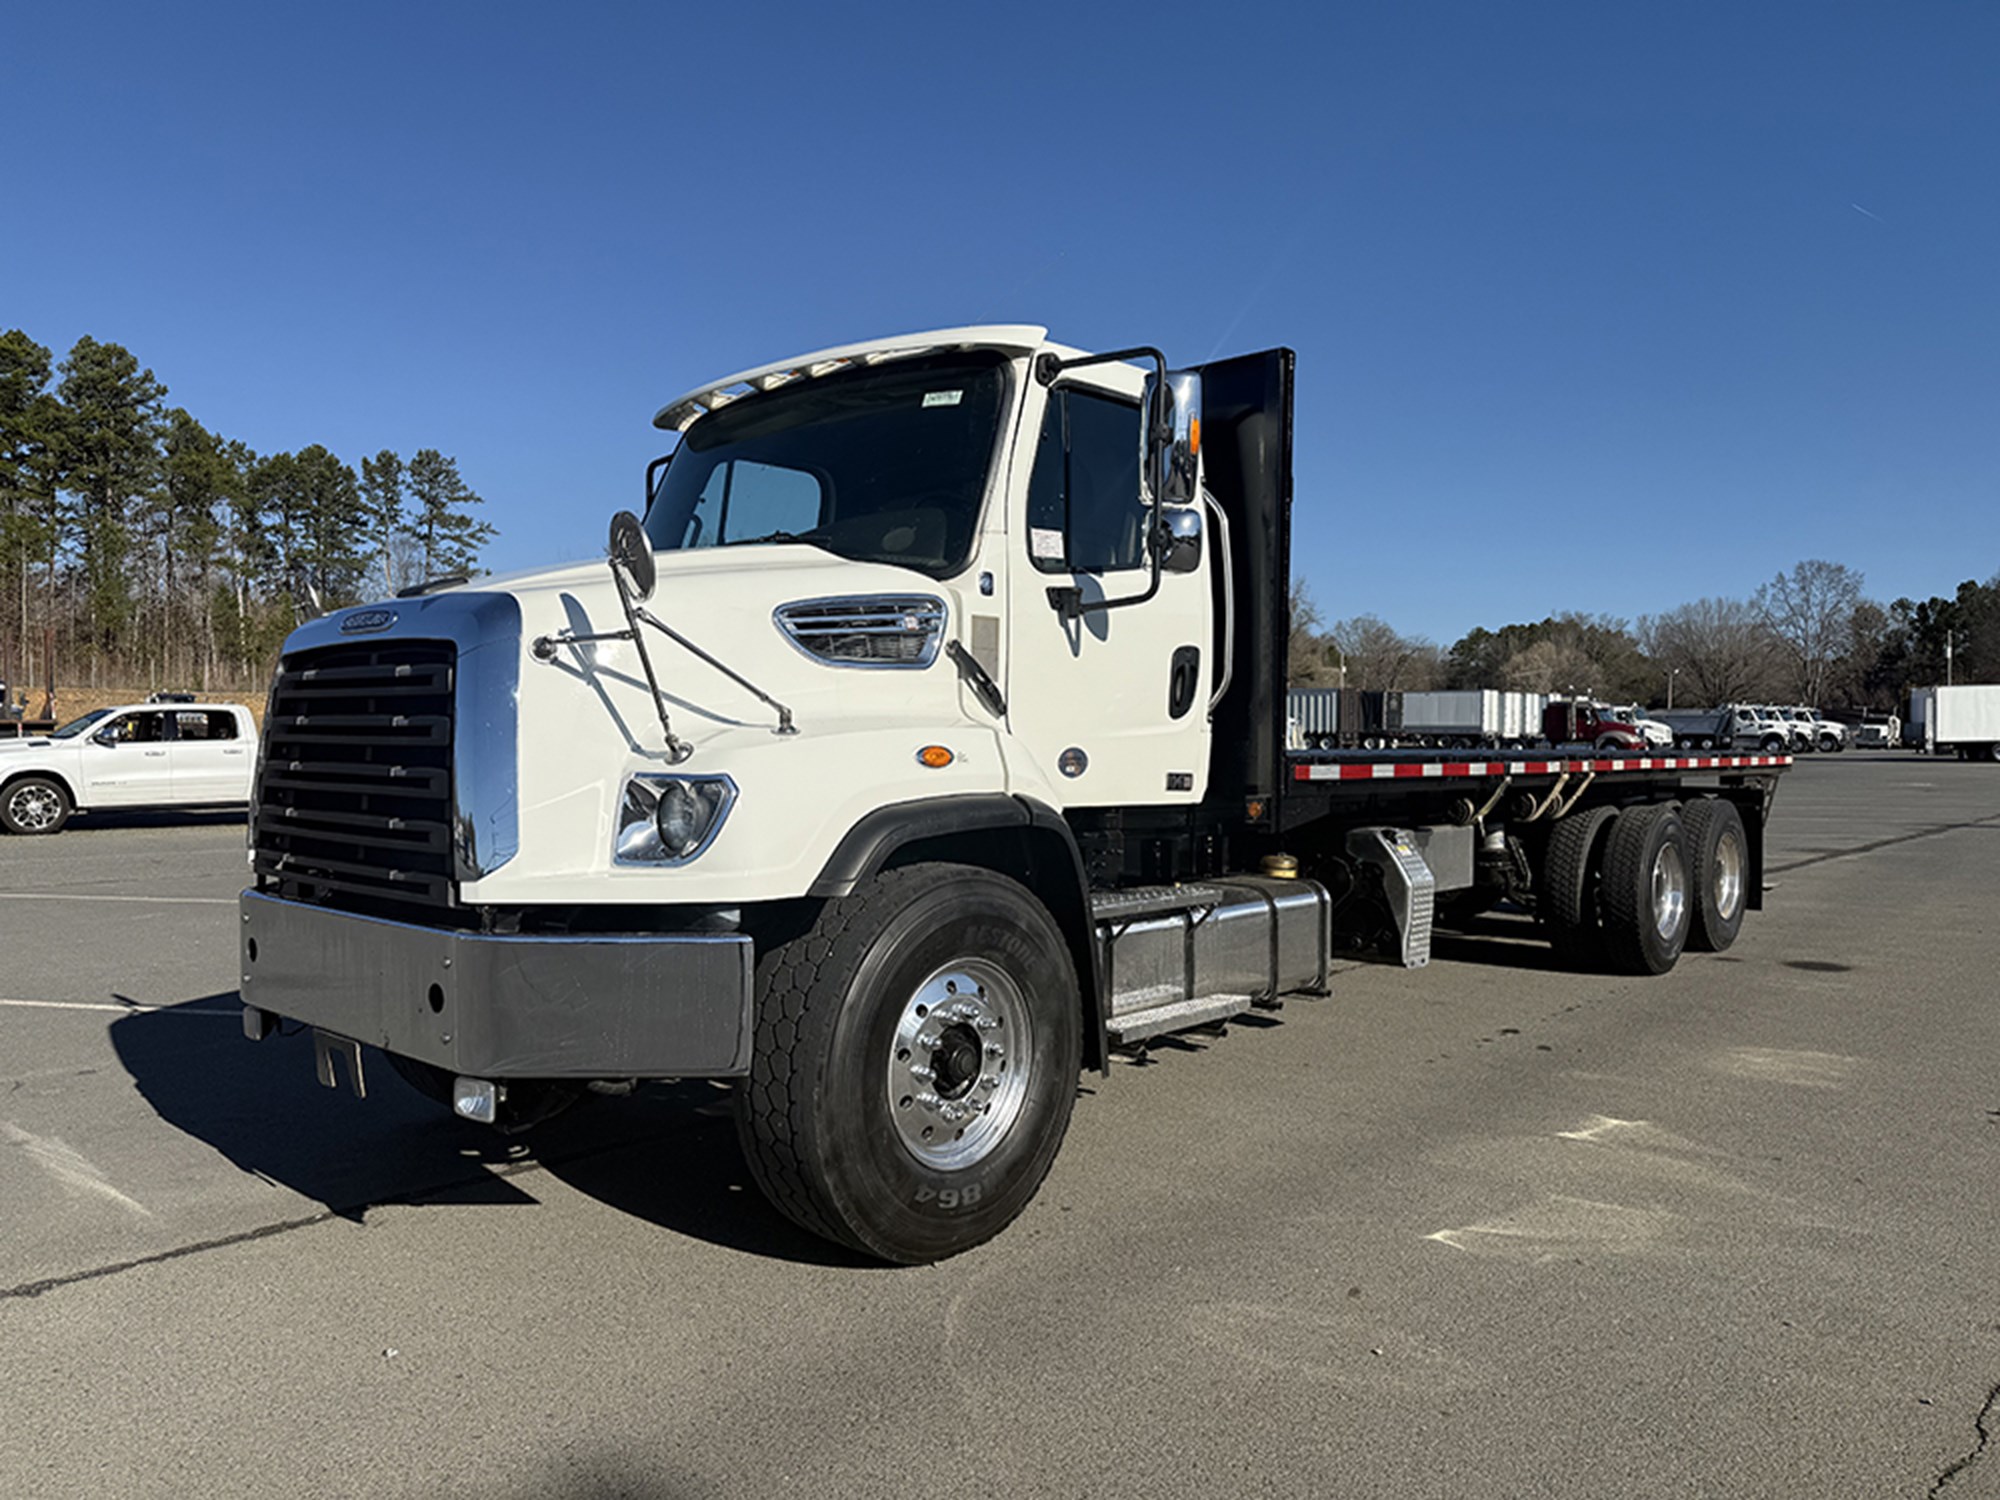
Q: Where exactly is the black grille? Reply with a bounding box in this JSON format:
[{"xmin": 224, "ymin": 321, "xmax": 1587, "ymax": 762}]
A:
[{"xmin": 253, "ymin": 640, "xmax": 457, "ymax": 909}]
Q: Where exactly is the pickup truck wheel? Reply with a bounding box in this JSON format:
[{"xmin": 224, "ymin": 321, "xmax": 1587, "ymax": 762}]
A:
[
  {"xmin": 1681, "ymin": 798, "xmax": 1747, "ymax": 952},
  {"xmin": 2, "ymin": 776, "xmax": 71, "ymax": 835},
  {"xmin": 736, "ymin": 863, "xmax": 1081, "ymax": 1264},
  {"xmin": 1759, "ymin": 735, "xmax": 1786, "ymax": 754},
  {"xmin": 1599, "ymin": 804, "xmax": 1690, "ymax": 975},
  {"xmin": 1540, "ymin": 805, "xmax": 1617, "ymax": 964}
]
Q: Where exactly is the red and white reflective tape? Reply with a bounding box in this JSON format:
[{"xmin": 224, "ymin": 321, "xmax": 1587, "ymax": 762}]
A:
[{"xmin": 1290, "ymin": 754, "xmax": 1792, "ymax": 783}]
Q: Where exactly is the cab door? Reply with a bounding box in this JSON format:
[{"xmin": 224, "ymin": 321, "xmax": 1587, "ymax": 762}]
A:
[
  {"xmin": 78, "ymin": 710, "xmax": 175, "ymax": 806},
  {"xmin": 1002, "ymin": 376, "xmax": 1211, "ymax": 809}
]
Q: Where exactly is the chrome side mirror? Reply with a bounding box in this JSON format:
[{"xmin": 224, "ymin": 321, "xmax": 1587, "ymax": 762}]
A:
[
  {"xmin": 1142, "ymin": 369, "xmax": 1203, "ymax": 506},
  {"xmin": 1160, "ymin": 506, "xmax": 1203, "ymax": 574},
  {"xmin": 608, "ymin": 510, "xmax": 657, "ymax": 604}
]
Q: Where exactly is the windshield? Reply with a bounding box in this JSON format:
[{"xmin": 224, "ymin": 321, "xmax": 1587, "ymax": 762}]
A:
[
  {"xmin": 50, "ymin": 709, "xmax": 112, "ymax": 739},
  {"xmin": 645, "ymin": 353, "xmax": 1010, "ymax": 578}
]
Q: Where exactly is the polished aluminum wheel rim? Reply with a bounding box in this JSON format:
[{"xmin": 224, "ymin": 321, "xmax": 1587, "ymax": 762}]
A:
[
  {"xmin": 1712, "ymin": 828, "xmax": 1745, "ymax": 922},
  {"xmin": 885, "ymin": 958, "xmax": 1030, "ymax": 1170},
  {"xmin": 8, "ymin": 784, "xmax": 61, "ymax": 832},
  {"xmin": 1652, "ymin": 843, "xmax": 1688, "ymax": 941}
]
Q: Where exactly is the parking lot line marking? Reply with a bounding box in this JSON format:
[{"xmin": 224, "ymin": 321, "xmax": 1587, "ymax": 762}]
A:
[
  {"xmin": 0, "ymin": 998, "xmax": 240, "ymax": 1017},
  {"xmin": 0, "ymin": 892, "xmax": 235, "ymax": 905},
  {"xmin": 3, "ymin": 1122, "xmax": 152, "ymax": 1217}
]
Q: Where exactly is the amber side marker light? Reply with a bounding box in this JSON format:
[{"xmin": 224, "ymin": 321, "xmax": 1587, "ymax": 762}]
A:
[{"xmin": 917, "ymin": 745, "xmax": 955, "ymax": 769}]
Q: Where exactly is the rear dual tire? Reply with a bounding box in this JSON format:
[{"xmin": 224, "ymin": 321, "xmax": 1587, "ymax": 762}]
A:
[
  {"xmin": 1543, "ymin": 802, "xmax": 1722, "ymax": 974},
  {"xmin": 1599, "ymin": 805, "xmax": 1691, "ymax": 975},
  {"xmin": 1681, "ymin": 798, "xmax": 1747, "ymax": 953}
]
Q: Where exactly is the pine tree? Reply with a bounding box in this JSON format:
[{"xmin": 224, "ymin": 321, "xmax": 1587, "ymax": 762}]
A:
[
  {"xmin": 407, "ymin": 448, "xmax": 494, "ymax": 581},
  {"xmin": 359, "ymin": 449, "xmax": 408, "ymax": 598},
  {"xmin": 55, "ymin": 336, "xmax": 167, "ymax": 656},
  {"xmin": 0, "ymin": 331, "xmax": 62, "ymax": 686}
]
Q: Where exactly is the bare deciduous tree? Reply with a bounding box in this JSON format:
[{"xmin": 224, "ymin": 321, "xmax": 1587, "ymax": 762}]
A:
[
  {"xmin": 1756, "ymin": 561, "xmax": 1864, "ymax": 702},
  {"xmin": 1638, "ymin": 597, "xmax": 1779, "ymax": 706},
  {"xmin": 1326, "ymin": 613, "xmax": 1442, "ymax": 691}
]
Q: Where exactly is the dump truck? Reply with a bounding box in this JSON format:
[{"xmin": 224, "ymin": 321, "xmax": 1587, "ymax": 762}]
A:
[{"xmin": 237, "ymin": 326, "xmax": 1791, "ymax": 1262}]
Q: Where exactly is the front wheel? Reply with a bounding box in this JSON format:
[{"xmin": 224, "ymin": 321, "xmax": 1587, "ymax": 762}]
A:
[
  {"xmin": 1, "ymin": 776, "xmax": 71, "ymax": 835},
  {"xmin": 736, "ymin": 863, "xmax": 1082, "ymax": 1263}
]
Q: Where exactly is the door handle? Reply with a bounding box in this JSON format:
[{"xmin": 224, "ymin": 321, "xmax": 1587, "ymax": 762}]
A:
[{"xmin": 1168, "ymin": 646, "xmax": 1201, "ymax": 720}]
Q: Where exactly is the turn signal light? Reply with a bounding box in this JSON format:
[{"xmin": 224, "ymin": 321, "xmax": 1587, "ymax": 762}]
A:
[{"xmin": 917, "ymin": 745, "xmax": 954, "ymax": 769}]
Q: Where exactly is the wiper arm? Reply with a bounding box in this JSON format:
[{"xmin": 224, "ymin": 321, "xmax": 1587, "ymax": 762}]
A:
[{"xmin": 719, "ymin": 529, "xmax": 831, "ymax": 550}]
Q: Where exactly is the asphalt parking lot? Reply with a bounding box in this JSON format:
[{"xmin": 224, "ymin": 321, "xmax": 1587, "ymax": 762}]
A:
[{"xmin": 3, "ymin": 756, "xmax": 1997, "ymax": 1498}]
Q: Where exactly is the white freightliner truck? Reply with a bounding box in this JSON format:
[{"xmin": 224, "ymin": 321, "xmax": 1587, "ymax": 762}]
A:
[{"xmin": 238, "ymin": 326, "xmax": 1791, "ymax": 1263}]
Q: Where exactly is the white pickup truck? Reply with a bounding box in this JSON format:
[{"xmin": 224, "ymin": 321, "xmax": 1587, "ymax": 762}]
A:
[{"xmin": 0, "ymin": 698, "xmax": 257, "ymax": 834}]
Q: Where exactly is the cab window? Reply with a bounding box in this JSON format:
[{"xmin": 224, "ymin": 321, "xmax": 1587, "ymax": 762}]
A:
[
  {"xmin": 1026, "ymin": 388, "xmax": 1145, "ymax": 574},
  {"xmin": 175, "ymin": 711, "xmax": 238, "ymax": 741},
  {"xmin": 103, "ymin": 712, "xmax": 166, "ymax": 743}
]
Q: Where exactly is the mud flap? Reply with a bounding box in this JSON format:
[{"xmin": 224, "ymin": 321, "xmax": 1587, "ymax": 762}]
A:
[{"xmin": 312, "ymin": 1029, "xmax": 367, "ymax": 1098}]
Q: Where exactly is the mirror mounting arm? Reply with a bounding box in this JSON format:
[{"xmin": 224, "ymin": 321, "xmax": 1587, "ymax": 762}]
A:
[
  {"xmin": 609, "ymin": 565, "xmax": 697, "ymax": 764},
  {"xmin": 1032, "ymin": 348, "xmax": 1168, "ymax": 624}
]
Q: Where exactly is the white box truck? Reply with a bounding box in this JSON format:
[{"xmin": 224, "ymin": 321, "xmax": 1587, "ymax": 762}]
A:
[{"xmin": 1911, "ymin": 685, "xmax": 2000, "ymax": 761}]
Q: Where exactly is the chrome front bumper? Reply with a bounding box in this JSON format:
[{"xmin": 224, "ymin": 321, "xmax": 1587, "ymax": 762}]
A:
[{"xmin": 238, "ymin": 891, "xmax": 754, "ymax": 1078}]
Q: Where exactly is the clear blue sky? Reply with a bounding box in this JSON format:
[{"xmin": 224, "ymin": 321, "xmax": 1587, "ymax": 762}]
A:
[{"xmin": 7, "ymin": 1, "xmax": 1995, "ymax": 646}]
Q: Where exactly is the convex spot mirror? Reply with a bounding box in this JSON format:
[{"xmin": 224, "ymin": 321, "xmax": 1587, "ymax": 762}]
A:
[
  {"xmin": 1160, "ymin": 507, "xmax": 1203, "ymax": 574},
  {"xmin": 1140, "ymin": 369, "xmax": 1202, "ymax": 506},
  {"xmin": 609, "ymin": 509, "xmax": 656, "ymax": 603}
]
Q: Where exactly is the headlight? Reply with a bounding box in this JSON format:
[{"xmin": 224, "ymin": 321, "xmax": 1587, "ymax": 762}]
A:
[{"xmin": 615, "ymin": 774, "xmax": 737, "ymax": 865}]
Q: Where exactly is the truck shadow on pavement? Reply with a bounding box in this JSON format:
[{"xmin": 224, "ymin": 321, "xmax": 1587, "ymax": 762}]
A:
[
  {"xmin": 63, "ymin": 807, "xmax": 249, "ymax": 835},
  {"xmin": 107, "ymin": 994, "xmax": 870, "ymax": 1268}
]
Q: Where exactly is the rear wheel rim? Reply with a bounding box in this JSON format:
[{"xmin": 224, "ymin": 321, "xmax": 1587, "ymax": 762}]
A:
[
  {"xmin": 9, "ymin": 784, "xmax": 60, "ymax": 831},
  {"xmin": 1652, "ymin": 843, "xmax": 1688, "ymax": 941},
  {"xmin": 886, "ymin": 958, "xmax": 1032, "ymax": 1170},
  {"xmin": 1712, "ymin": 828, "xmax": 1745, "ymax": 922}
]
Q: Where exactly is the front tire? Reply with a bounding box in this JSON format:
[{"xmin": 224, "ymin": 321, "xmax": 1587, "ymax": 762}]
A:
[
  {"xmin": 736, "ymin": 863, "xmax": 1082, "ymax": 1263},
  {"xmin": 1, "ymin": 776, "xmax": 71, "ymax": 835}
]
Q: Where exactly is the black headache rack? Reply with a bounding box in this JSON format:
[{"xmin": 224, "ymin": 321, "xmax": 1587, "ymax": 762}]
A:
[{"xmin": 252, "ymin": 639, "xmax": 458, "ymax": 914}]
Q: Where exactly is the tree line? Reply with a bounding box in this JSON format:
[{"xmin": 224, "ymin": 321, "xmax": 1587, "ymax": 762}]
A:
[
  {"xmin": 0, "ymin": 328, "xmax": 495, "ymax": 701},
  {"xmin": 1291, "ymin": 559, "xmax": 2000, "ymax": 715}
]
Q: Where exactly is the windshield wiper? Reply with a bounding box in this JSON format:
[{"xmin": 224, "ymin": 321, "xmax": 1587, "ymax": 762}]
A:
[{"xmin": 720, "ymin": 529, "xmax": 831, "ymax": 550}]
